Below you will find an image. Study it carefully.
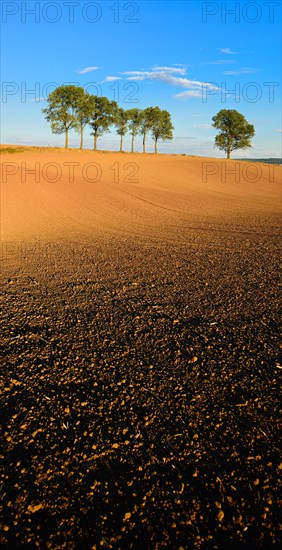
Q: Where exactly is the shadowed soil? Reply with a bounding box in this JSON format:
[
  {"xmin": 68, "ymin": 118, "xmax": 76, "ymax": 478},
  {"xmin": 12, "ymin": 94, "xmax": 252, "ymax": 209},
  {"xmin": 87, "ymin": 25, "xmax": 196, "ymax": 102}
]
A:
[{"xmin": 0, "ymin": 149, "xmax": 281, "ymax": 549}]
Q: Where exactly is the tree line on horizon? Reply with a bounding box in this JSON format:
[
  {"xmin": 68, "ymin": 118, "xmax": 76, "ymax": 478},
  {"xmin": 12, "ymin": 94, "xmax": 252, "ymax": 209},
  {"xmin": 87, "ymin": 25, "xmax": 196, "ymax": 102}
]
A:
[
  {"xmin": 42, "ymin": 85, "xmax": 174, "ymax": 153},
  {"xmin": 42, "ymin": 85, "xmax": 255, "ymax": 158}
]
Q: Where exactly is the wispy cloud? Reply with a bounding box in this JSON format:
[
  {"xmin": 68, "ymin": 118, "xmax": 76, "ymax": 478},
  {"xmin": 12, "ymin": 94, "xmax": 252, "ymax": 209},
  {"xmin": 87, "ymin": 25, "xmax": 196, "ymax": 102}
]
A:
[
  {"xmin": 121, "ymin": 67, "xmax": 220, "ymax": 99},
  {"xmin": 30, "ymin": 97, "xmax": 46, "ymax": 102},
  {"xmin": 274, "ymin": 128, "xmax": 282, "ymax": 132},
  {"xmin": 218, "ymin": 48, "xmax": 238, "ymax": 54},
  {"xmin": 224, "ymin": 68, "xmax": 260, "ymax": 75},
  {"xmin": 151, "ymin": 66, "xmax": 187, "ymax": 74},
  {"xmin": 126, "ymin": 76, "xmax": 145, "ymax": 81},
  {"xmin": 78, "ymin": 66, "xmax": 99, "ymax": 74},
  {"xmin": 174, "ymin": 91, "xmax": 204, "ymax": 99},
  {"xmin": 123, "ymin": 71, "xmax": 149, "ymax": 76},
  {"xmin": 193, "ymin": 124, "xmax": 211, "ymax": 129},
  {"xmin": 150, "ymin": 73, "xmax": 220, "ymax": 91},
  {"xmin": 104, "ymin": 76, "xmax": 122, "ymax": 82},
  {"xmin": 173, "ymin": 136, "xmax": 197, "ymax": 140},
  {"xmin": 206, "ymin": 59, "xmax": 236, "ymax": 65}
]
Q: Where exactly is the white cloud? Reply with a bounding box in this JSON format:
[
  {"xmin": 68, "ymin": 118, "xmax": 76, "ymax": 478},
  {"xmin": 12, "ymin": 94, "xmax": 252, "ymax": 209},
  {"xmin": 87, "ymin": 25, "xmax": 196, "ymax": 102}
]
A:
[
  {"xmin": 124, "ymin": 65, "xmax": 188, "ymax": 74},
  {"xmin": 206, "ymin": 60, "xmax": 236, "ymax": 65},
  {"xmin": 121, "ymin": 66, "xmax": 221, "ymax": 100},
  {"xmin": 173, "ymin": 136, "xmax": 197, "ymax": 140},
  {"xmin": 150, "ymin": 73, "xmax": 220, "ymax": 91},
  {"xmin": 30, "ymin": 97, "xmax": 46, "ymax": 102},
  {"xmin": 274, "ymin": 128, "xmax": 282, "ymax": 132},
  {"xmin": 152, "ymin": 66, "xmax": 187, "ymax": 74},
  {"xmin": 123, "ymin": 71, "xmax": 149, "ymax": 76},
  {"xmin": 126, "ymin": 76, "xmax": 145, "ymax": 81},
  {"xmin": 78, "ymin": 66, "xmax": 99, "ymax": 74},
  {"xmin": 224, "ymin": 68, "xmax": 260, "ymax": 75},
  {"xmin": 104, "ymin": 76, "xmax": 122, "ymax": 82},
  {"xmin": 193, "ymin": 124, "xmax": 212, "ymax": 129},
  {"xmin": 218, "ymin": 48, "xmax": 238, "ymax": 54},
  {"xmin": 174, "ymin": 91, "xmax": 203, "ymax": 99},
  {"xmin": 122, "ymin": 69, "xmax": 220, "ymax": 92}
]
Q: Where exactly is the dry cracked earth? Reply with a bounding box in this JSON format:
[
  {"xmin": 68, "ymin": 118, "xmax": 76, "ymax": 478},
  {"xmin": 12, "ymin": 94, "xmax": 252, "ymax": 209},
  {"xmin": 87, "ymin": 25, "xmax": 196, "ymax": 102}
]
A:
[{"xmin": 0, "ymin": 218, "xmax": 281, "ymax": 549}]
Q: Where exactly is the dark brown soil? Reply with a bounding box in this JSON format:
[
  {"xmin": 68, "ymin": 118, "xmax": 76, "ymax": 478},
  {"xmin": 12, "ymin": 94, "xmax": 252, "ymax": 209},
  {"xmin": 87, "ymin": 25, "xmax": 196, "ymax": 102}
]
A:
[{"xmin": 0, "ymin": 218, "xmax": 281, "ymax": 549}]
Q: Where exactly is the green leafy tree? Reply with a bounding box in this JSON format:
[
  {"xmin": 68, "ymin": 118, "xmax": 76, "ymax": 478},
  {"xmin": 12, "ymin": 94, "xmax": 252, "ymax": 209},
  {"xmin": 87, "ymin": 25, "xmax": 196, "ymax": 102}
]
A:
[
  {"xmin": 212, "ymin": 109, "xmax": 255, "ymax": 159},
  {"xmin": 42, "ymin": 85, "xmax": 85, "ymax": 148},
  {"xmin": 151, "ymin": 108, "xmax": 174, "ymax": 153},
  {"xmin": 89, "ymin": 96, "xmax": 118, "ymax": 151},
  {"xmin": 140, "ymin": 107, "xmax": 156, "ymax": 153},
  {"xmin": 127, "ymin": 108, "xmax": 143, "ymax": 152},
  {"xmin": 115, "ymin": 108, "xmax": 129, "ymax": 152},
  {"xmin": 75, "ymin": 92, "xmax": 95, "ymax": 150}
]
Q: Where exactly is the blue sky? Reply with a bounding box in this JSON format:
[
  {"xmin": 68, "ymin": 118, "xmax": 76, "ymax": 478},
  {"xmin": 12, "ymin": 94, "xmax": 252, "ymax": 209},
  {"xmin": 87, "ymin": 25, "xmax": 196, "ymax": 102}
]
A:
[{"xmin": 1, "ymin": 0, "xmax": 281, "ymax": 157}]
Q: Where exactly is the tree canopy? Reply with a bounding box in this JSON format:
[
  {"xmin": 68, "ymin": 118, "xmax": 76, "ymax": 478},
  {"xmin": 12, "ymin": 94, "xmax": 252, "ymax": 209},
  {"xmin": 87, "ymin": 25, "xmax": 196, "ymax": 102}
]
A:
[
  {"xmin": 42, "ymin": 85, "xmax": 85, "ymax": 149},
  {"xmin": 89, "ymin": 96, "xmax": 118, "ymax": 151},
  {"xmin": 212, "ymin": 109, "xmax": 255, "ymax": 159},
  {"xmin": 150, "ymin": 108, "xmax": 174, "ymax": 153}
]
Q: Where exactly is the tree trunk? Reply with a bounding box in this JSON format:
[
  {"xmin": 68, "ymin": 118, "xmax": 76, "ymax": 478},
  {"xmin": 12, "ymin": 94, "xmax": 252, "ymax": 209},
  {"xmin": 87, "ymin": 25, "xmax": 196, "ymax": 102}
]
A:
[
  {"xmin": 94, "ymin": 134, "xmax": 97, "ymax": 151},
  {"xmin": 120, "ymin": 134, "xmax": 123, "ymax": 152},
  {"xmin": 80, "ymin": 126, "xmax": 83, "ymax": 150},
  {"xmin": 154, "ymin": 139, "xmax": 158, "ymax": 154},
  {"xmin": 143, "ymin": 134, "xmax": 146, "ymax": 153},
  {"xmin": 131, "ymin": 134, "xmax": 134, "ymax": 153},
  {"xmin": 227, "ymin": 147, "xmax": 230, "ymax": 159},
  {"xmin": 65, "ymin": 128, "xmax": 69, "ymax": 149}
]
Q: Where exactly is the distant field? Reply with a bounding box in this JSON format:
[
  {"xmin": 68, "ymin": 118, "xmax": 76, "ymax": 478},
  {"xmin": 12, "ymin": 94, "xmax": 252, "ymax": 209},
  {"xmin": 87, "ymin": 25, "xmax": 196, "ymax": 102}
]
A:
[
  {"xmin": 1, "ymin": 147, "xmax": 280, "ymax": 242},
  {"xmin": 238, "ymin": 158, "xmax": 282, "ymax": 165}
]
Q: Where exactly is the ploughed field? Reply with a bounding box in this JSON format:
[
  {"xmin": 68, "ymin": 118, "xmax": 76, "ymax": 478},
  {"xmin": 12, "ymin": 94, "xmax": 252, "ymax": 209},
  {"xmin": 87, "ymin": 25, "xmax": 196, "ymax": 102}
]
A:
[{"xmin": 0, "ymin": 148, "xmax": 281, "ymax": 549}]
